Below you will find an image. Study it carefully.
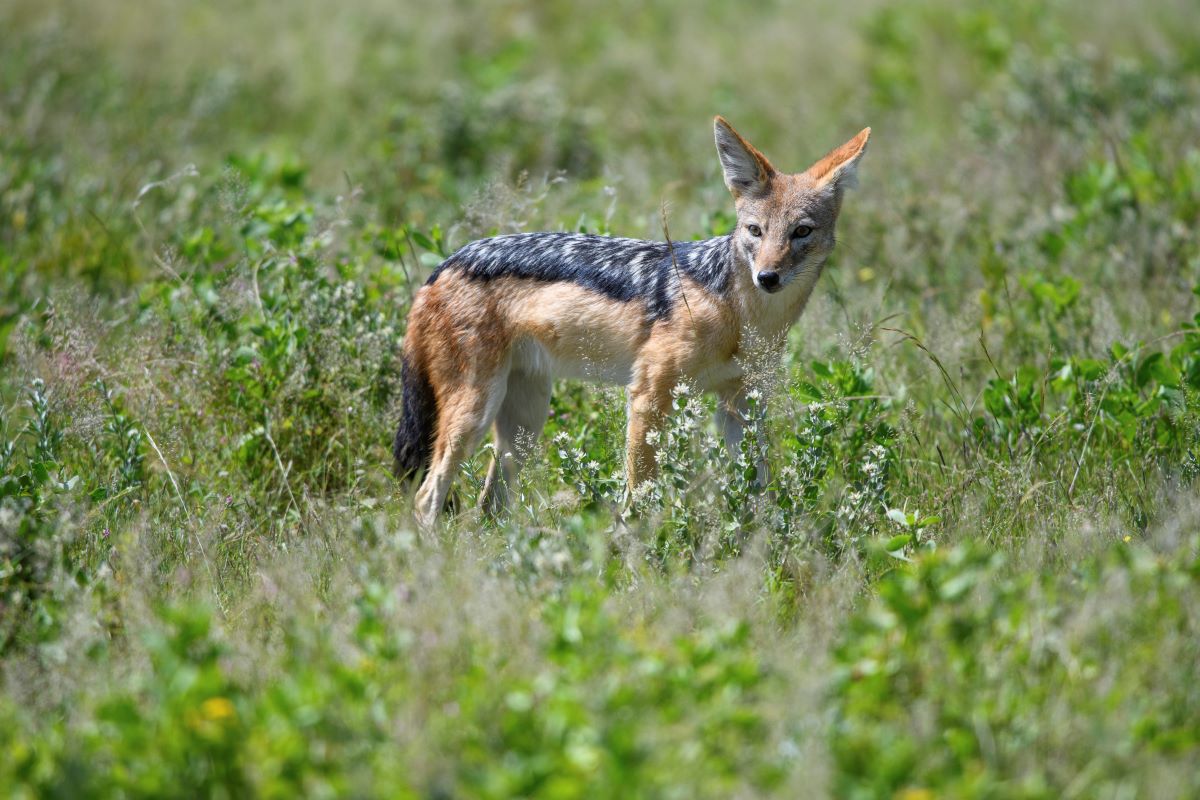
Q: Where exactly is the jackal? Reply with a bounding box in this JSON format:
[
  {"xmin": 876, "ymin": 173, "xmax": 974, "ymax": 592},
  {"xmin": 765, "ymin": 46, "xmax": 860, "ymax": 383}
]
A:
[{"xmin": 394, "ymin": 117, "xmax": 870, "ymax": 527}]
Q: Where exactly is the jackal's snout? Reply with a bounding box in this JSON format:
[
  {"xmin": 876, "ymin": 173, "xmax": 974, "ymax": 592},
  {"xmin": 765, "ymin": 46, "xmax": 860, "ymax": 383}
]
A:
[{"xmin": 756, "ymin": 271, "xmax": 781, "ymax": 292}]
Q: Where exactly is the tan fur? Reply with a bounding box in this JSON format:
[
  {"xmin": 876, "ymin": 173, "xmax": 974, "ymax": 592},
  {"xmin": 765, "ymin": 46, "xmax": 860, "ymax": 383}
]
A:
[{"xmin": 402, "ymin": 118, "xmax": 870, "ymax": 527}]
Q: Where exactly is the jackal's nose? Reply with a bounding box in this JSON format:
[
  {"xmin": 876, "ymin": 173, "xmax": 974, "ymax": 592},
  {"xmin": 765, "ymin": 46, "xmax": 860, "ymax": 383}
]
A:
[{"xmin": 757, "ymin": 271, "xmax": 780, "ymax": 292}]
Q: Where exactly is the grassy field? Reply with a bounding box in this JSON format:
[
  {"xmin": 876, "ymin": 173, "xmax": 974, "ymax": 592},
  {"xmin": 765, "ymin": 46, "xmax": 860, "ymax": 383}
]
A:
[{"xmin": 3, "ymin": 0, "xmax": 1200, "ymax": 796}]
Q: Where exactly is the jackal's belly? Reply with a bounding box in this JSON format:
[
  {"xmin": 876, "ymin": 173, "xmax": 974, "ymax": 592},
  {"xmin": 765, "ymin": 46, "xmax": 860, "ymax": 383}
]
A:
[
  {"xmin": 511, "ymin": 336, "xmax": 634, "ymax": 384},
  {"xmin": 505, "ymin": 281, "xmax": 647, "ymax": 385}
]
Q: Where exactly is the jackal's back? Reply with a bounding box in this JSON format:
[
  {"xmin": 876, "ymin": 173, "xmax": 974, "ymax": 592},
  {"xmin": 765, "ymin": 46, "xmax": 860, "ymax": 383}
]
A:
[{"xmin": 427, "ymin": 232, "xmax": 733, "ymax": 320}]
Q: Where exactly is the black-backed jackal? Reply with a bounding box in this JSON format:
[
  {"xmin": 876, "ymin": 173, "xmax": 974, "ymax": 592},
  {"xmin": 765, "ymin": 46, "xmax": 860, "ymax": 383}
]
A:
[{"xmin": 395, "ymin": 117, "xmax": 870, "ymax": 528}]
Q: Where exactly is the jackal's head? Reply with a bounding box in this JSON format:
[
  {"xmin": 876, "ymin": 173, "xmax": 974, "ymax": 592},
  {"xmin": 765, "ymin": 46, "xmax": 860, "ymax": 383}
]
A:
[{"xmin": 714, "ymin": 116, "xmax": 870, "ymax": 294}]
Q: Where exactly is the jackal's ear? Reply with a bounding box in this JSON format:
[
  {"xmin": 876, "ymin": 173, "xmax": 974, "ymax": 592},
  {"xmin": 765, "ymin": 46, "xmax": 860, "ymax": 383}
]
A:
[
  {"xmin": 805, "ymin": 127, "xmax": 871, "ymax": 191},
  {"xmin": 714, "ymin": 116, "xmax": 775, "ymax": 198}
]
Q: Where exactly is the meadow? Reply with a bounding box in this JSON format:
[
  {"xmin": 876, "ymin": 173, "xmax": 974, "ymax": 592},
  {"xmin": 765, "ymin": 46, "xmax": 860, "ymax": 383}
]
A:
[{"xmin": 2, "ymin": 0, "xmax": 1200, "ymax": 796}]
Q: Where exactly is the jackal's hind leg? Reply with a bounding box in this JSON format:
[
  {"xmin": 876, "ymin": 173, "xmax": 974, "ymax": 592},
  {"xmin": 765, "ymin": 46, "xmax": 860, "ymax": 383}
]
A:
[
  {"xmin": 481, "ymin": 371, "xmax": 552, "ymax": 516},
  {"xmin": 414, "ymin": 377, "xmax": 507, "ymax": 530}
]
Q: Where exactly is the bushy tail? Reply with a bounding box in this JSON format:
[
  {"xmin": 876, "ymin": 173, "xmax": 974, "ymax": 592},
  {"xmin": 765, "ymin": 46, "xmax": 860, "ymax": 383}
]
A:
[{"xmin": 393, "ymin": 353, "xmax": 437, "ymax": 482}]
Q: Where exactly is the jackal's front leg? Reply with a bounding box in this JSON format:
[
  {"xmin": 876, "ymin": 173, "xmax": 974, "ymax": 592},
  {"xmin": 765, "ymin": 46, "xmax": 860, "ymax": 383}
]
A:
[
  {"xmin": 623, "ymin": 384, "xmax": 672, "ymax": 500},
  {"xmin": 715, "ymin": 387, "xmax": 770, "ymax": 489}
]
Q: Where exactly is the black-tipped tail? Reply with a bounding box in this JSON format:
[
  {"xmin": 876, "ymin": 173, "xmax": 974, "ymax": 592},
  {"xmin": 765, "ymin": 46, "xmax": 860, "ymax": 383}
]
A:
[{"xmin": 393, "ymin": 354, "xmax": 437, "ymax": 483}]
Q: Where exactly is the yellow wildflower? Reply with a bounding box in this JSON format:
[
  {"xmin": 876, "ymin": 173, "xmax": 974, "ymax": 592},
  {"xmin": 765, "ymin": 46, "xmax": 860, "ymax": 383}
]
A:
[{"xmin": 200, "ymin": 697, "xmax": 236, "ymax": 723}]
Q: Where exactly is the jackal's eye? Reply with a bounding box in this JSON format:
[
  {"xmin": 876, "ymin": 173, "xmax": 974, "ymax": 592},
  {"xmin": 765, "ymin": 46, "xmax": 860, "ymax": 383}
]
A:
[
  {"xmin": 746, "ymin": 224, "xmax": 762, "ymax": 237},
  {"xmin": 792, "ymin": 225, "xmax": 813, "ymax": 239}
]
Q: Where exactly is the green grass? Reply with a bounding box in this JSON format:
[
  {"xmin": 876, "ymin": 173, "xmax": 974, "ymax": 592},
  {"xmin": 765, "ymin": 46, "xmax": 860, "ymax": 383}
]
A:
[{"xmin": 2, "ymin": 0, "xmax": 1200, "ymax": 796}]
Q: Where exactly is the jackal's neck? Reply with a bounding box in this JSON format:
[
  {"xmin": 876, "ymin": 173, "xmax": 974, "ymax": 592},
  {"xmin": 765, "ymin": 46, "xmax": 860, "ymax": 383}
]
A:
[{"xmin": 670, "ymin": 233, "xmax": 734, "ymax": 293}]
